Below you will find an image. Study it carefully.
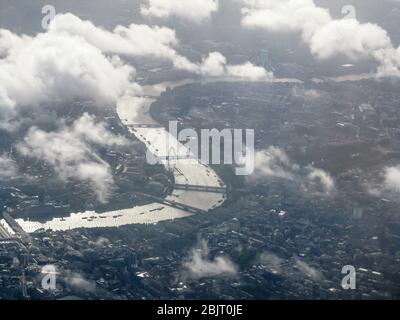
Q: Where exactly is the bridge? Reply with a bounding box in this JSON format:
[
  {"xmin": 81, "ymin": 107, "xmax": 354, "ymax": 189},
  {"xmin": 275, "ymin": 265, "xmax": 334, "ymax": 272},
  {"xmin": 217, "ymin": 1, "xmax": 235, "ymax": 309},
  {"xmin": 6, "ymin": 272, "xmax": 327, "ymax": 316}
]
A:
[
  {"xmin": 0, "ymin": 238, "xmax": 20, "ymax": 243},
  {"xmin": 127, "ymin": 124, "xmax": 163, "ymax": 129},
  {"xmin": 159, "ymin": 155, "xmax": 196, "ymax": 161},
  {"xmin": 161, "ymin": 198, "xmax": 207, "ymax": 214},
  {"xmin": 134, "ymin": 192, "xmax": 207, "ymax": 215},
  {"xmin": 174, "ymin": 184, "xmax": 227, "ymax": 194},
  {"xmin": 0, "ymin": 222, "xmax": 12, "ymax": 239},
  {"xmin": 2, "ymin": 212, "xmax": 33, "ymax": 245}
]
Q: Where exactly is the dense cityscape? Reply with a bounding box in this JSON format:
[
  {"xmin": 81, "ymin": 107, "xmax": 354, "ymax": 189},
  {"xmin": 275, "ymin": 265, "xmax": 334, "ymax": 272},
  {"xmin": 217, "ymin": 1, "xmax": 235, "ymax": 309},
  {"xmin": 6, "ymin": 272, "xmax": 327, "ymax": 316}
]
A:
[{"xmin": 1, "ymin": 0, "xmax": 400, "ymax": 302}]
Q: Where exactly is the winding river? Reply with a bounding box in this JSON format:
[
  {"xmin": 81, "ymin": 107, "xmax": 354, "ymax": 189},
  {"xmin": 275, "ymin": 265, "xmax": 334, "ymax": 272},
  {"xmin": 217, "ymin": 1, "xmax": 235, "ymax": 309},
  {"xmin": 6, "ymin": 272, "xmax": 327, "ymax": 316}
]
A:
[
  {"xmin": 13, "ymin": 73, "xmax": 378, "ymax": 233},
  {"xmin": 15, "ymin": 81, "xmax": 227, "ymax": 233}
]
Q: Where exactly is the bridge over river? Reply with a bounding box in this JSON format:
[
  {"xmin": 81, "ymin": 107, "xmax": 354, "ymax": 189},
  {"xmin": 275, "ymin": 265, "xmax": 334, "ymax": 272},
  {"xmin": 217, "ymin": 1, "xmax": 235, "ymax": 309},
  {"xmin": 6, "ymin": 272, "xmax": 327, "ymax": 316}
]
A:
[{"xmin": 15, "ymin": 83, "xmax": 227, "ymax": 233}]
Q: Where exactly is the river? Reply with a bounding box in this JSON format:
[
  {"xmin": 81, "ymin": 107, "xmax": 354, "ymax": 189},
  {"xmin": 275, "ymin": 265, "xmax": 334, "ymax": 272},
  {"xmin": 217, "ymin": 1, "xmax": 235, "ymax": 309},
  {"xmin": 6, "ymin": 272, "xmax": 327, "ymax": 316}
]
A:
[
  {"xmin": 14, "ymin": 73, "xmax": 379, "ymax": 233},
  {"xmin": 16, "ymin": 82, "xmax": 227, "ymax": 233}
]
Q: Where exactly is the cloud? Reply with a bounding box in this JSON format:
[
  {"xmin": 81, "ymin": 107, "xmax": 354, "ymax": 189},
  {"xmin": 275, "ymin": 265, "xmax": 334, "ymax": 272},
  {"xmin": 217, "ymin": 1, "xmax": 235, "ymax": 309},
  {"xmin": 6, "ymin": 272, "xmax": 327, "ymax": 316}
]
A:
[
  {"xmin": 184, "ymin": 239, "xmax": 238, "ymax": 279},
  {"xmin": 91, "ymin": 236, "xmax": 111, "ymax": 247},
  {"xmin": 0, "ymin": 23, "xmax": 137, "ymax": 128},
  {"xmin": 65, "ymin": 272, "xmax": 97, "ymax": 293},
  {"xmin": 199, "ymin": 51, "xmax": 227, "ymax": 77},
  {"xmin": 367, "ymin": 165, "xmax": 400, "ymax": 199},
  {"xmin": 374, "ymin": 47, "xmax": 400, "ymax": 77},
  {"xmin": 0, "ymin": 86, "xmax": 16, "ymax": 122},
  {"xmin": 241, "ymin": 0, "xmax": 330, "ymax": 35},
  {"xmin": 249, "ymin": 147, "xmax": 336, "ymax": 195},
  {"xmin": 49, "ymin": 13, "xmax": 179, "ymax": 61},
  {"xmin": 16, "ymin": 113, "xmax": 127, "ymax": 203},
  {"xmin": 48, "ymin": 13, "xmax": 270, "ymax": 79},
  {"xmin": 226, "ymin": 62, "xmax": 272, "ymax": 81},
  {"xmin": 240, "ymin": 0, "xmax": 400, "ymax": 76},
  {"xmin": 294, "ymin": 257, "xmax": 323, "ymax": 281},
  {"xmin": 141, "ymin": 0, "xmax": 219, "ymax": 23},
  {"xmin": 383, "ymin": 166, "xmax": 400, "ymax": 193},
  {"xmin": 308, "ymin": 19, "xmax": 391, "ymax": 61},
  {"xmin": 258, "ymin": 251, "xmax": 323, "ymax": 282},
  {"xmin": 198, "ymin": 51, "xmax": 273, "ymax": 80},
  {"xmin": 307, "ymin": 166, "xmax": 335, "ymax": 194},
  {"xmin": 72, "ymin": 113, "xmax": 128, "ymax": 146},
  {"xmin": 117, "ymin": 95, "xmax": 151, "ymax": 124},
  {"xmin": 0, "ymin": 13, "xmax": 271, "ymax": 127},
  {"xmin": 0, "ymin": 154, "xmax": 17, "ymax": 180},
  {"xmin": 251, "ymin": 146, "xmax": 299, "ymax": 180},
  {"xmin": 292, "ymin": 87, "xmax": 322, "ymax": 101},
  {"xmin": 259, "ymin": 251, "xmax": 285, "ymax": 274}
]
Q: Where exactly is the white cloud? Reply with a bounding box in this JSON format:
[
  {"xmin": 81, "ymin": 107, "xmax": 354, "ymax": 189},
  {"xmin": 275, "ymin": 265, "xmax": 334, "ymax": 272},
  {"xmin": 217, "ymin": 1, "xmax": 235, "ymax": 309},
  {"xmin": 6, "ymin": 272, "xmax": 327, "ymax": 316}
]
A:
[
  {"xmin": 0, "ymin": 12, "xmax": 273, "ymax": 197},
  {"xmin": 249, "ymin": 147, "xmax": 336, "ymax": 195},
  {"xmin": 91, "ymin": 236, "xmax": 111, "ymax": 247},
  {"xmin": 0, "ymin": 23, "xmax": 137, "ymax": 128},
  {"xmin": 72, "ymin": 113, "xmax": 128, "ymax": 146},
  {"xmin": 184, "ymin": 239, "xmax": 238, "ymax": 279},
  {"xmin": 226, "ymin": 62, "xmax": 272, "ymax": 81},
  {"xmin": 259, "ymin": 251, "xmax": 285, "ymax": 274},
  {"xmin": 383, "ymin": 166, "xmax": 400, "ymax": 193},
  {"xmin": 251, "ymin": 146, "xmax": 299, "ymax": 180},
  {"xmin": 308, "ymin": 19, "xmax": 391, "ymax": 60},
  {"xmin": 258, "ymin": 251, "xmax": 323, "ymax": 282},
  {"xmin": 241, "ymin": 0, "xmax": 330, "ymax": 36},
  {"xmin": 0, "ymin": 154, "xmax": 17, "ymax": 180},
  {"xmin": 307, "ymin": 166, "xmax": 335, "ymax": 194},
  {"xmin": 49, "ymin": 13, "xmax": 270, "ymax": 79},
  {"xmin": 17, "ymin": 113, "xmax": 127, "ymax": 203},
  {"xmin": 294, "ymin": 257, "xmax": 323, "ymax": 281},
  {"xmin": 368, "ymin": 165, "xmax": 400, "ymax": 199},
  {"xmin": 199, "ymin": 52, "xmax": 227, "ymax": 77},
  {"xmin": 49, "ymin": 13, "xmax": 179, "ymax": 61},
  {"xmin": 197, "ymin": 52, "xmax": 272, "ymax": 80},
  {"xmin": 240, "ymin": 0, "xmax": 400, "ymax": 76},
  {"xmin": 141, "ymin": 0, "xmax": 219, "ymax": 23},
  {"xmin": 65, "ymin": 272, "xmax": 97, "ymax": 293},
  {"xmin": 292, "ymin": 87, "xmax": 322, "ymax": 100},
  {"xmin": 0, "ymin": 13, "xmax": 271, "ymax": 127},
  {"xmin": 117, "ymin": 95, "xmax": 151, "ymax": 124},
  {"xmin": 374, "ymin": 47, "xmax": 400, "ymax": 77}
]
